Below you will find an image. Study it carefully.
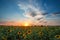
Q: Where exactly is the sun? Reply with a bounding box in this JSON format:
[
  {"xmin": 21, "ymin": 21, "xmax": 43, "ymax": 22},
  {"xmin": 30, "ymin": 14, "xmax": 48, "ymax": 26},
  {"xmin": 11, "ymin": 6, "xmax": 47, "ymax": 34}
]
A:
[{"xmin": 24, "ymin": 22, "xmax": 29, "ymax": 26}]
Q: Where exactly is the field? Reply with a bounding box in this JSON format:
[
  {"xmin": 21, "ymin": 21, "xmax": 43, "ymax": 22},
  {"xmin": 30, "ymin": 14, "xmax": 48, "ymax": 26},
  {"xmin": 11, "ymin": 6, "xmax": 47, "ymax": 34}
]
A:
[{"xmin": 0, "ymin": 25, "xmax": 60, "ymax": 40}]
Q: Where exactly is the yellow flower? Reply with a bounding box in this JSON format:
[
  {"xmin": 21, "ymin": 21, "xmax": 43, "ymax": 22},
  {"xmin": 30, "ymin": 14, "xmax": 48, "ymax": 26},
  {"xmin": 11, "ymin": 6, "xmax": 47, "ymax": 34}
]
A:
[
  {"xmin": 55, "ymin": 35, "xmax": 60, "ymax": 39},
  {"xmin": 38, "ymin": 32, "xmax": 43, "ymax": 36},
  {"xmin": 17, "ymin": 32, "xmax": 21, "ymax": 35},
  {"xmin": 27, "ymin": 30, "xmax": 32, "ymax": 34},
  {"xmin": 23, "ymin": 33, "xmax": 26, "ymax": 39},
  {"xmin": 8, "ymin": 29, "xmax": 12, "ymax": 32}
]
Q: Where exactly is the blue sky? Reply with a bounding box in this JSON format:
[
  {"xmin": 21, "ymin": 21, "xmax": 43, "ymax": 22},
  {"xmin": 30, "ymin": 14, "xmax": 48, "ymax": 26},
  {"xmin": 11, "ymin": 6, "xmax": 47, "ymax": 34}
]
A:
[{"xmin": 0, "ymin": 0, "xmax": 60, "ymax": 25}]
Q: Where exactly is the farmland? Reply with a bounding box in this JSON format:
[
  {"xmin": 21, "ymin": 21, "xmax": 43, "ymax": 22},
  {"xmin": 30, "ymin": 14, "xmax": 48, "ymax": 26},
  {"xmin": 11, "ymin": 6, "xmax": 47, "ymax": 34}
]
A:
[{"xmin": 0, "ymin": 25, "xmax": 60, "ymax": 40}]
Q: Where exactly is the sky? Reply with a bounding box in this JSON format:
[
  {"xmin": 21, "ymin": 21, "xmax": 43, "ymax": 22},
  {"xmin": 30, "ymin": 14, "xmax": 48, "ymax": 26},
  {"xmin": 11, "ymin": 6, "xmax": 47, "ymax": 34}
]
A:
[{"xmin": 0, "ymin": 0, "xmax": 60, "ymax": 26}]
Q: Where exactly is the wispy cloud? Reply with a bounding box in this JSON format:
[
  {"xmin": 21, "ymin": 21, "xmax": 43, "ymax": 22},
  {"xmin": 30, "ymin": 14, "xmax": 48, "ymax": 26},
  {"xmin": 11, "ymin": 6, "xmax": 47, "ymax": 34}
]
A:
[
  {"xmin": 18, "ymin": 2, "xmax": 45, "ymax": 25},
  {"xmin": 17, "ymin": 0, "xmax": 60, "ymax": 25},
  {"xmin": 51, "ymin": 12, "xmax": 60, "ymax": 16}
]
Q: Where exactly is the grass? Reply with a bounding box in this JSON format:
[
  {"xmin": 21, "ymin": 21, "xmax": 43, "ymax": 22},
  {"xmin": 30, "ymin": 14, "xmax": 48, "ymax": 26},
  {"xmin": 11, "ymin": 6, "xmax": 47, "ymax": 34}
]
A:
[{"xmin": 0, "ymin": 25, "xmax": 60, "ymax": 40}]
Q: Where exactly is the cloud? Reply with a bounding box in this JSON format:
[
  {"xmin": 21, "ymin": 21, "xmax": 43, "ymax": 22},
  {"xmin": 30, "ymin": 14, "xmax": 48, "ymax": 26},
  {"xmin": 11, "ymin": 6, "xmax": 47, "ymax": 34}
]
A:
[
  {"xmin": 18, "ymin": 3, "xmax": 44, "ymax": 18},
  {"xmin": 24, "ymin": 10, "xmax": 38, "ymax": 18},
  {"xmin": 52, "ymin": 12, "xmax": 60, "ymax": 16},
  {"xmin": 42, "ymin": 13, "xmax": 49, "ymax": 15},
  {"xmin": 17, "ymin": 0, "xmax": 47, "ymax": 25},
  {"xmin": 37, "ymin": 17, "xmax": 43, "ymax": 20}
]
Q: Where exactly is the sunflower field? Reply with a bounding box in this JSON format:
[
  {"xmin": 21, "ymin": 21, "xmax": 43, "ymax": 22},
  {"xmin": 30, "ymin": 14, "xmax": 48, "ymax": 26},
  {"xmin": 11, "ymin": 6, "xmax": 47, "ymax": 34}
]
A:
[{"xmin": 0, "ymin": 25, "xmax": 60, "ymax": 40}]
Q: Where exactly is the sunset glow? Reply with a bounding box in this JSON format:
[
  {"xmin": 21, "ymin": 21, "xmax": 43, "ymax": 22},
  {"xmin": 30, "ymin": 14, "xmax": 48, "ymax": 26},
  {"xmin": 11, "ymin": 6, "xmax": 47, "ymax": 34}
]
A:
[
  {"xmin": 23, "ymin": 22, "xmax": 30, "ymax": 26},
  {"xmin": 24, "ymin": 23, "xmax": 29, "ymax": 26},
  {"xmin": 0, "ymin": 0, "xmax": 60, "ymax": 40},
  {"xmin": 0, "ymin": 0, "xmax": 60, "ymax": 26}
]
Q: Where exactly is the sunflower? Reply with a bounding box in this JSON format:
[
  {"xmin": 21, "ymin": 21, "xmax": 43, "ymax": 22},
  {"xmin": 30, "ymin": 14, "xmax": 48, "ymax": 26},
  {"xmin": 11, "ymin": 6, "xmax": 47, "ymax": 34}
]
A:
[
  {"xmin": 27, "ymin": 30, "xmax": 32, "ymax": 34},
  {"xmin": 38, "ymin": 32, "xmax": 43, "ymax": 36},
  {"xmin": 55, "ymin": 35, "xmax": 60, "ymax": 39},
  {"xmin": 8, "ymin": 29, "xmax": 12, "ymax": 32},
  {"xmin": 17, "ymin": 32, "xmax": 21, "ymax": 35},
  {"xmin": 23, "ymin": 33, "xmax": 26, "ymax": 39}
]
